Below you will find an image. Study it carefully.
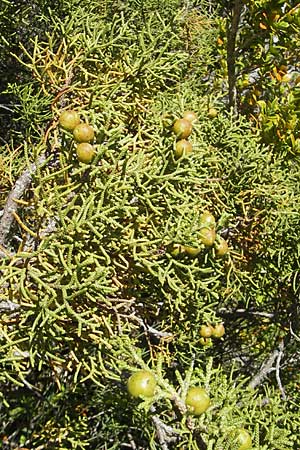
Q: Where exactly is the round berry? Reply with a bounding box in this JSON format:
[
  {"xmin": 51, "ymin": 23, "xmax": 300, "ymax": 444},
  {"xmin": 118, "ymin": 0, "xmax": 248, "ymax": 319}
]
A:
[
  {"xmin": 59, "ymin": 110, "xmax": 81, "ymax": 131},
  {"xmin": 185, "ymin": 387, "xmax": 210, "ymax": 415},
  {"xmin": 173, "ymin": 118, "xmax": 193, "ymax": 139},
  {"xmin": 73, "ymin": 123, "xmax": 95, "ymax": 143},
  {"xmin": 127, "ymin": 370, "xmax": 156, "ymax": 398},
  {"xmin": 175, "ymin": 139, "xmax": 193, "ymax": 158},
  {"xmin": 76, "ymin": 143, "xmax": 95, "ymax": 164}
]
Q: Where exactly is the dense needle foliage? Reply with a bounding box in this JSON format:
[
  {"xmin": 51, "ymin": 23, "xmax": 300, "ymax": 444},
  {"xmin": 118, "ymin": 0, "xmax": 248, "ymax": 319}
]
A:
[{"xmin": 0, "ymin": 1, "xmax": 299, "ymax": 449}]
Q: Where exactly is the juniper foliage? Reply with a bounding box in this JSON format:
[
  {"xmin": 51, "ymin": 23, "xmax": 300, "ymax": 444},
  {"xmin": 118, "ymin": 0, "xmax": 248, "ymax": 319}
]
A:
[{"xmin": 0, "ymin": 1, "xmax": 299, "ymax": 449}]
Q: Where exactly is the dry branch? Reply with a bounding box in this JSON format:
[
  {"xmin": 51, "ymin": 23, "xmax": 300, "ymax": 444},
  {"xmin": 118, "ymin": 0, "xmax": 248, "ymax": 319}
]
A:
[
  {"xmin": 0, "ymin": 154, "xmax": 46, "ymax": 256},
  {"xmin": 0, "ymin": 299, "xmax": 20, "ymax": 313},
  {"xmin": 249, "ymin": 340, "xmax": 286, "ymax": 396},
  {"xmin": 151, "ymin": 413, "xmax": 180, "ymax": 450},
  {"xmin": 226, "ymin": 0, "xmax": 243, "ymax": 110}
]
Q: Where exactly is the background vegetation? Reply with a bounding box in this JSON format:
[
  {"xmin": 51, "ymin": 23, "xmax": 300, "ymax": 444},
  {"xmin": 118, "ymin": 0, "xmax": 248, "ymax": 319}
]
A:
[{"xmin": 0, "ymin": 0, "xmax": 299, "ymax": 449}]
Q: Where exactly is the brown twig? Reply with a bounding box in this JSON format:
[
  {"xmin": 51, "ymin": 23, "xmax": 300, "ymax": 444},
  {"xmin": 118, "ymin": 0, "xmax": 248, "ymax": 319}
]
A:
[{"xmin": 226, "ymin": 0, "xmax": 243, "ymax": 111}]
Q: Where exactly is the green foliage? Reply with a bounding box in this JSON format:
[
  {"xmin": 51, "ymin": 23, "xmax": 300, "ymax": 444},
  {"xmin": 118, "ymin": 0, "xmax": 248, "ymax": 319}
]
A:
[
  {"xmin": 211, "ymin": 0, "xmax": 300, "ymax": 398},
  {"xmin": 6, "ymin": 100, "xmax": 300, "ymax": 388},
  {"xmin": 0, "ymin": 0, "xmax": 299, "ymax": 448},
  {"xmin": 214, "ymin": 0, "xmax": 300, "ymax": 153},
  {"xmin": 1, "ymin": 346, "xmax": 298, "ymax": 449},
  {"xmin": 0, "ymin": 4, "xmax": 221, "ymax": 382},
  {"xmin": 0, "ymin": 0, "xmax": 76, "ymax": 144}
]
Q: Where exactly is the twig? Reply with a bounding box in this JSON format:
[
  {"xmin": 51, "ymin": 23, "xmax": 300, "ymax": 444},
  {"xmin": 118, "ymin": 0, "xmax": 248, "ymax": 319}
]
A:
[
  {"xmin": 275, "ymin": 340, "xmax": 286, "ymax": 400},
  {"xmin": 21, "ymin": 377, "xmax": 44, "ymax": 399},
  {"xmin": 150, "ymin": 406, "xmax": 180, "ymax": 450},
  {"xmin": 289, "ymin": 322, "xmax": 300, "ymax": 342},
  {"xmin": 151, "ymin": 416, "xmax": 170, "ymax": 450},
  {"xmin": 125, "ymin": 433, "xmax": 137, "ymax": 450},
  {"xmin": 133, "ymin": 316, "xmax": 174, "ymax": 340},
  {"xmin": 219, "ymin": 307, "xmax": 275, "ymax": 319},
  {"xmin": 248, "ymin": 341, "xmax": 285, "ymax": 390},
  {"xmin": 0, "ymin": 104, "xmax": 15, "ymax": 112},
  {"xmin": 0, "ymin": 154, "xmax": 46, "ymax": 255},
  {"xmin": 249, "ymin": 348, "xmax": 278, "ymax": 389},
  {"xmin": 0, "ymin": 299, "xmax": 20, "ymax": 313},
  {"xmin": 226, "ymin": 0, "xmax": 243, "ymax": 111},
  {"xmin": 151, "ymin": 415, "xmax": 179, "ymax": 450}
]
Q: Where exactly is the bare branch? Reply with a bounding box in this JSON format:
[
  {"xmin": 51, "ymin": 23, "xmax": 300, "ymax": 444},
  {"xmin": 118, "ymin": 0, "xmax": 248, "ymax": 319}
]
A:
[
  {"xmin": 275, "ymin": 340, "xmax": 287, "ymax": 400},
  {"xmin": 219, "ymin": 307, "xmax": 275, "ymax": 319},
  {"xmin": 289, "ymin": 322, "xmax": 300, "ymax": 342},
  {"xmin": 0, "ymin": 299, "xmax": 20, "ymax": 313},
  {"xmin": 0, "ymin": 154, "xmax": 46, "ymax": 255},
  {"xmin": 151, "ymin": 415, "xmax": 179, "ymax": 450},
  {"xmin": 125, "ymin": 433, "xmax": 137, "ymax": 450},
  {"xmin": 226, "ymin": 0, "xmax": 243, "ymax": 110},
  {"xmin": 249, "ymin": 340, "xmax": 287, "ymax": 395},
  {"xmin": 150, "ymin": 406, "xmax": 180, "ymax": 450},
  {"xmin": 133, "ymin": 316, "xmax": 174, "ymax": 340},
  {"xmin": 249, "ymin": 347, "xmax": 278, "ymax": 389}
]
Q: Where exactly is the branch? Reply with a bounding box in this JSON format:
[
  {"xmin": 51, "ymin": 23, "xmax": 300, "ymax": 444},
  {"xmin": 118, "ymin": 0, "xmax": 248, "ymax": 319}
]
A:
[
  {"xmin": 219, "ymin": 307, "xmax": 275, "ymax": 319},
  {"xmin": 0, "ymin": 154, "xmax": 46, "ymax": 256},
  {"xmin": 132, "ymin": 316, "xmax": 174, "ymax": 340},
  {"xmin": 126, "ymin": 433, "xmax": 137, "ymax": 450},
  {"xmin": 151, "ymin": 416, "xmax": 179, "ymax": 450},
  {"xmin": 248, "ymin": 341, "xmax": 286, "ymax": 392},
  {"xmin": 0, "ymin": 299, "xmax": 20, "ymax": 313},
  {"xmin": 248, "ymin": 348, "xmax": 278, "ymax": 389},
  {"xmin": 275, "ymin": 340, "xmax": 286, "ymax": 400},
  {"xmin": 226, "ymin": 0, "xmax": 243, "ymax": 110},
  {"xmin": 150, "ymin": 406, "xmax": 180, "ymax": 450},
  {"xmin": 289, "ymin": 322, "xmax": 300, "ymax": 342}
]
